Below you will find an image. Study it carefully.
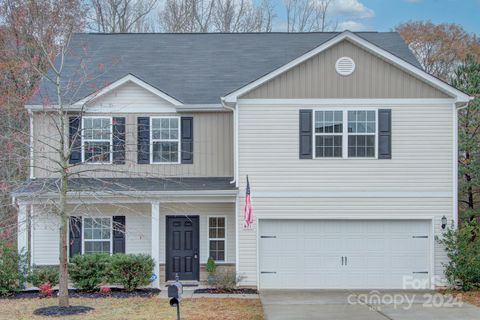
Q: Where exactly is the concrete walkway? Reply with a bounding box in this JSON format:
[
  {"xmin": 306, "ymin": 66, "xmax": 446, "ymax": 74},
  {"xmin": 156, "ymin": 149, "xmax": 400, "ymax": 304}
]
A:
[{"xmin": 260, "ymin": 290, "xmax": 480, "ymax": 320}]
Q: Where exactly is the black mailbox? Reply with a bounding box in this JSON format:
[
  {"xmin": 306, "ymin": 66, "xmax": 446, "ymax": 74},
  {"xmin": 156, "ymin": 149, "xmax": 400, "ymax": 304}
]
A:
[{"xmin": 168, "ymin": 282, "xmax": 183, "ymax": 299}]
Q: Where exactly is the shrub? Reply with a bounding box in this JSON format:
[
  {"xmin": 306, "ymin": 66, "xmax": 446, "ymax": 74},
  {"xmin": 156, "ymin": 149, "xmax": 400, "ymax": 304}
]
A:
[
  {"xmin": 0, "ymin": 241, "xmax": 27, "ymax": 294},
  {"xmin": 213, "ymin": 270, "xmax": 245, "ymax": 290},
  {"xmin": 69, "ymin": 253, "xmax": 111, "ymax": 291},
  {"xmin": 28, "ymin": 266, "xmax": 59, "ymax": 287},
  {"xmin": 439, "ymin": 221, "xmax": 480, "ymax": 291},
  {"xmin": 206, "ymin": 257, "xmax": 216, "ymax": 274},
  {"xmin": 110, "ymin": 254, "xmax": 155, "ymax": 291}
]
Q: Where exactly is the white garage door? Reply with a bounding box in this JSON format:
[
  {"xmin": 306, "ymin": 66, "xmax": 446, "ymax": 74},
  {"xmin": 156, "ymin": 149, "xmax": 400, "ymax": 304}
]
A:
[{"xmin": 259, "ymin": 220, "xmax": 431, "ymax": 289}]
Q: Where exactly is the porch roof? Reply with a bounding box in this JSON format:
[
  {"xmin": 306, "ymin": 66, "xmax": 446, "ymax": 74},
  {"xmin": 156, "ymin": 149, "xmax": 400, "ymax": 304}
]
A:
[{"xmin": 13, "ymin": 177, "xmax": 237, "ymax": 197}]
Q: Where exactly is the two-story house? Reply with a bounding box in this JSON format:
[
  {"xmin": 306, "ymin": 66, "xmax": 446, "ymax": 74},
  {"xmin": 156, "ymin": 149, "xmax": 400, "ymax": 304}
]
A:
[{"xmin": 14, "ymin": 31, "xmax": 471, "ymax": 290}]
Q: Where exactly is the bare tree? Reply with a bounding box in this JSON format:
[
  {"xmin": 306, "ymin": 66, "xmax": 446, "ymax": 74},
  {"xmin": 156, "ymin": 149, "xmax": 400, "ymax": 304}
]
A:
[
  {"xmin": 158, "ymin": 0, "xmax": 273, "ymax": 33},
  {"xmin": 284, "ymin": 0, "xmax": 334, "ymax": 32},
  {"xmin": 212, "ymin": 0, "xmax": 275, "ymax": 32},
  {"xmin": 158, "ymin": 0, "xmax": 215, "ymax": 32},
  {"xmin": 0, "ymin": 0, "xmax": 85, "ymax": 244},
  {"xmin": 87, "ymin": 0, "xmax": 158, "ymax": 33}
]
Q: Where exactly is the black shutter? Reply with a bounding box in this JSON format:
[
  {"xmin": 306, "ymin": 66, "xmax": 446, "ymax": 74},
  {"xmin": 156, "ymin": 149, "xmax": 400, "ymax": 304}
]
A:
[
  {"xmin": 181, "ymin": 117, "xmax": 193, "ymax": 164},
  {"xmin": 299, "ymin": 110, "xmax": 313, "ymax": 159},
  {"xmin": 69, "ymin": 116, "xmax": 82, "ymax": 164},
  {"xmin": 137, "ymin": 117, "xmax": 150, "ymax": 164},
  {"xmin": 112, "ymin": 216, "xmax": 126, "ymax": 254},
  {"xmin": 378, "ymin": 109, "xmax": 392, "ymax": 159},
  {"xmin": 112, "ymin": 117, "xmax": 126, "ymax": 164},
  {"xmin": 69, "ymin": 216, "xmax": 82, "ymax": 258}
]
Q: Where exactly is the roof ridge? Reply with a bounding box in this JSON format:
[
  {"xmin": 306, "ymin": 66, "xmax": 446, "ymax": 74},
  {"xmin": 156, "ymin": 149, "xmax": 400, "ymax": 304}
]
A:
[{"xmin": 73, "ymin": 31, "xmax": 389, "ymax": 36}]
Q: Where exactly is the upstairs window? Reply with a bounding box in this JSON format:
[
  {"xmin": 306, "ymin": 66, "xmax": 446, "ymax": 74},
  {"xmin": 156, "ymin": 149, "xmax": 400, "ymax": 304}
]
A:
[
  {"xmin": 83, "ymin": 217, "xmax": 112, "ymax": 254},
  {"xmin": 82, "ymin": 117, "xmax": 112, "ymax": 163},
  {"xmin": 150, "ymin": 117, "xmax": 180, "ymax": 163},
  {"xmin": 314, "ymin": 111, "xmax": 343, "ymax": 158},
  {"xmin": 348, "ymin": 111, "xmax": 376, "ymax": 158}
]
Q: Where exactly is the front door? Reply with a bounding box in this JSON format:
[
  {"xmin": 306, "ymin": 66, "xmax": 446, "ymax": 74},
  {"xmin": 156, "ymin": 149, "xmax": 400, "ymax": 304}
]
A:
[{"xmin": 166, "ymin": 216, "xmax": 200, "ymax": 281}]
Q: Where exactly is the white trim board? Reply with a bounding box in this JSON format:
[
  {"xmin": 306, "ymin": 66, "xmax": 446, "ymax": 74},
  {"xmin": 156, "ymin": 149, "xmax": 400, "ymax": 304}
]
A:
[
  {"xmin": 245, "ymin": 191, "xmax": 452, "ymax": 198},
  {"xmin": 74, "ymin": 74, "xmax": 183, "ymax": 107},
  {"xmin": 238, "ymin": 99, "xmax": 457, "ymax": 106},
  {"xmin": 223, "ymin": 31, "xmax": 471, "ymax": 104}
]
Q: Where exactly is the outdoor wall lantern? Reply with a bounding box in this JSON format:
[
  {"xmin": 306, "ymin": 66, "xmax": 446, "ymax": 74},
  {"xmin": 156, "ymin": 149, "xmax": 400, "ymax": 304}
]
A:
[{"xmin": 441, "ymin": 216, "xmax": 447, "ymax": 229}]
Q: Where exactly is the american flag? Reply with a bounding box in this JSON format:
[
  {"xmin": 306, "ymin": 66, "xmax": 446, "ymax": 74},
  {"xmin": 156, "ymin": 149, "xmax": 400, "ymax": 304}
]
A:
[{"xmin": 244, "ymin": 175, "xmax": 253, "ymax": 228}]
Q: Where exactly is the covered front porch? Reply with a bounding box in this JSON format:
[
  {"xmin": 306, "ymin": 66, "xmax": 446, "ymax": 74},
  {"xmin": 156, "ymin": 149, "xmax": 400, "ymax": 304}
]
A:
[{"xmin": 15, "ymin": 177, "xmax": 238, "ymax": 288}]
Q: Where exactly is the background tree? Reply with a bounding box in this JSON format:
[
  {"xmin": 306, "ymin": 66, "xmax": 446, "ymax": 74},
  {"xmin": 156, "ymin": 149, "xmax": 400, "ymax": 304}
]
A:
[
  {"xmin": 452, "ymin": 55, "xmax": 480, "ymax": 223},
  {"xmin": 212, "ymin": 0, "xmax": 274, "ymax": 32},
  {"xmin": 0, "ymin": 0, "xmax": 85, "ymax": 242},
  {"xmin": 87, "ymin": 0, "xmax": 158, "ymax": 33},
  {"xmin": 284, "ymin": 0, "xmax": 334, "ymax": 32},
  {"xmin": 396, "ymin": 21, "xmax": 480, "ymax": 80}
]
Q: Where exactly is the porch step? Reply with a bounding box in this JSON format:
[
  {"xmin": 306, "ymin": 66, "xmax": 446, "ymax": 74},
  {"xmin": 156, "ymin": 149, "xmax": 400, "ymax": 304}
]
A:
[{"xmin": 165, "ymin": 280, "xmax": 200, "ymax": 287}]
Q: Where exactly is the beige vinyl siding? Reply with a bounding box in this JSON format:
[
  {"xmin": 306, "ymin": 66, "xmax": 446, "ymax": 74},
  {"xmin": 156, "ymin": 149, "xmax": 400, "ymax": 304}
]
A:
[
  {"xmin": 237, "ymin": 197, "xmax": 449, "ymax": 287},
  {"xmin": 242, "ymin": 40, "xmax": 450, "ymax": 99},
  {"xmin": 237, "ymin": 104, "xmax": 453, "ymax": 192},
  {"xmin": 32, "ymin": 111, "xmax": 233, "ymax": 178}
]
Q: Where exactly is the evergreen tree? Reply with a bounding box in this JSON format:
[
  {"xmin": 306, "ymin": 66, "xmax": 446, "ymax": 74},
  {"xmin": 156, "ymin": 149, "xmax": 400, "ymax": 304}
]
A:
[{"xmin": 452, "ymin": 55, "xmax": 480, "ymax": 222}]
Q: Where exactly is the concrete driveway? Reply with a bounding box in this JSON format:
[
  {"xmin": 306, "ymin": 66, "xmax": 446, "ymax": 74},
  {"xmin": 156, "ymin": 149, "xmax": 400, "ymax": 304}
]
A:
[{"xmin": 260, "ymin": 290, "xmax": 480, "ymax": 320}]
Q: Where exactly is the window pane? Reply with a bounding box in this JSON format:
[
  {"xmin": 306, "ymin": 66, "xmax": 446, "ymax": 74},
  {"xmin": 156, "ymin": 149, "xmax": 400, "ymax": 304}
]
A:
[
  {"xmin": 84, "ymin": 228, "xmax": 93, "ymax": 240},
  {"xmin": 152, "ymin": 118, "xmax": 161, "ymax": 130},
  {"xmin": 217, "ymin": 228, "xmax": 225, "ymax": 238},
  {"xmin": 209, "ymin": 240, "xmax": 225, "ymax": 261},
  {"xmin": 84, "ymin": 142, "xmax": 110, "ymax": 163},
  {"xmin": 152, "ymin": 142, "xmax": 179, "ymax": 163},
  {"xmin": 315, "ymin": 135, "xmax": 342, "ymax": 158},
  {"xmin": 209, "ymin": 228, "xmax": 217, "ymax": 238},
  {"xmin": 209, "ymin": 218, "xmax": 217, "ymax": 228},
  {"xmin": 315, "ymin": 111, "xmax": 342, "ymax": 134},
  {"xmin": 217, "ymin": 218, "xmax": 225, "ymax": 228},
  {"xmin": 348, "ymin": 135, "xmax": 375, "ymax": 158}
]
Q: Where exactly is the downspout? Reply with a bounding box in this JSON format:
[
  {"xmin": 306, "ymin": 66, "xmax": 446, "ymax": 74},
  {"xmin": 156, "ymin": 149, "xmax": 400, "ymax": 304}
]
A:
[
  {"xmin": 221, "ymin": 98, "xmax": 238, "ymax": 186},
  {"xmin": 221, "ymin": 97, "xmax": 240, "ymax": 278},
  {"xmin": 28, "ymin": 110, "xmax": 35, "ymax": 180}
]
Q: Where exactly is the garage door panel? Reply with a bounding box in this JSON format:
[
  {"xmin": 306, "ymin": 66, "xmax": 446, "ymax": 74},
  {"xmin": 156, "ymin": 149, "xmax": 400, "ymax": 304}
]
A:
[{"xmin": 259, "ymin": 219, "xmax": 431, "ymax": 289}]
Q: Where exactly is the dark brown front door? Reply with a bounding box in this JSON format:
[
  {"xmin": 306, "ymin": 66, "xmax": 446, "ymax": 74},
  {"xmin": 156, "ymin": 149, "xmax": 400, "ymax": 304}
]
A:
[{"xmin": 166, "ymin": 216, "xmax": 200, "ymax": 281}]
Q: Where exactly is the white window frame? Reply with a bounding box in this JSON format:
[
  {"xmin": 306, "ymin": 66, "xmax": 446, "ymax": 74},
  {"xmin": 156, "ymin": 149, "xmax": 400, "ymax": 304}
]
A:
[
  {"xmin": 150, "ymin": 116, "xmax": 181, "ymax": 164},
  {"xmin": 81, "ymin": 216, "xmax": 113, "ymax": 255},
  {"xmin": 207, "ymin": 216, "xmax": 227, "ymax": 263},
  {"xmin": 313, "ymin": 110, "xmax": 344, "ymax": 159},
  {"xmin": 81, "ymin": 116, "xmax": 113, "ymax": 164},
  {"xmin": 312, "ymin": 108, "xmax": 378, "ymax": 160}
]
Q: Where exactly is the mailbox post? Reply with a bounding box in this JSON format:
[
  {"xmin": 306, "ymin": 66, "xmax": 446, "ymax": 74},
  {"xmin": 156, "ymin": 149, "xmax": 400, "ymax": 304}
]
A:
[{"xmin": 168, "ymin": 279, "xmax": 183, "ymax": 320}]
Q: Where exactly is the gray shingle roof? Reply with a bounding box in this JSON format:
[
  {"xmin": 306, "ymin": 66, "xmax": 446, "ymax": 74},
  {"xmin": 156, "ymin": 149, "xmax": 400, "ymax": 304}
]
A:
[
  {"xmin": 28, "ymin": 32, "xmax": 421, "ymax": 105},
  {"xmin": 13, "ymin": 177, "xmax": 236, "ymax": 196}
]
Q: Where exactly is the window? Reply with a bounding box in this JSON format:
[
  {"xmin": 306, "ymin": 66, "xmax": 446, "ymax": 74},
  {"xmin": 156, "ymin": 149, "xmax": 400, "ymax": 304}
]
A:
[
  {"xmin": 151, "ymin": 117, "xmax": 180, "ymax": 163},
  {"xmin": 82, "ymin": 117, "xmax": 112, "ymax": 163},
  {"xmin": 314, "ymin": 111, "xmax": 343, "ymax": 158},
  {"xmin": 348, "ymin": 111, "xmax": 376, "ymax": 158},
  {"xmin": 83, "ymin": 217, "xmax": 112, "ymax": 254},
  {"xmin": 208, "ymin": 217, "xmax": 226, "ymax": 261}
]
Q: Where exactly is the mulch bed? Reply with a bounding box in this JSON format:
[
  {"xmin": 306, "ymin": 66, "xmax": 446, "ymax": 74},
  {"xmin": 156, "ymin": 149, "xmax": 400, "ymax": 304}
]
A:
[
  {"xmin": 33, "ymin": 306, "xmax": 94, "ymax": 317},
  {"xmin": 0, "ymin": 288, "xmax": 161, "ymax": 300},
  {"xmin": 194, "ymin": 288, "xmax": 258, "ymax": 294}
]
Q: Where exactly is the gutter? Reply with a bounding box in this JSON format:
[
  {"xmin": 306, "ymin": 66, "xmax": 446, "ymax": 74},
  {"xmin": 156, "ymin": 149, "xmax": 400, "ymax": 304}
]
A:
[{"xmin": 221, "ymin": 97, "xmax": 238, "ymax": 186}]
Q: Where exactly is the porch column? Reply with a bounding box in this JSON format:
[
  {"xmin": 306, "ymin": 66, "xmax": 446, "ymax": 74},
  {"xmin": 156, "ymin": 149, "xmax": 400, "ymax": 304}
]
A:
[
  {"xmin": 151, "ymin": 201, "xmax": 160, "ymax": 288},
  {"xmin": 17, "ymin": 203, "xmax": 28, "ymax": 257}
]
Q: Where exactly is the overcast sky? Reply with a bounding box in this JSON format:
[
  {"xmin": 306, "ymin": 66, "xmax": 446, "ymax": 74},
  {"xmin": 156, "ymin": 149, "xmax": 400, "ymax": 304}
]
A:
[{"xmin": 271, "ymin": 0, "xmax": 480, "ymax": 34}]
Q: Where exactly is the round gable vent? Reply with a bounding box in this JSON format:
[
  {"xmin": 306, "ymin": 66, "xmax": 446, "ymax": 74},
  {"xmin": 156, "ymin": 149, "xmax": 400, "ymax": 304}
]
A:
[{"xmin": 335, "ymin": 57, "xmax": 355, "ymax": 76}]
